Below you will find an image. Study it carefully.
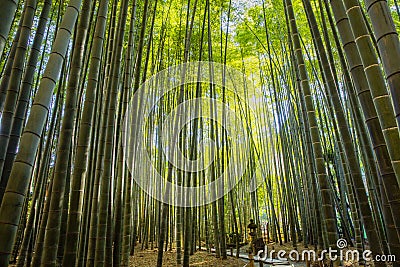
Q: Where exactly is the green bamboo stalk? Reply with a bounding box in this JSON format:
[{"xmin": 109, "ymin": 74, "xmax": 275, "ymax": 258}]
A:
[
  {"xmin": 0, "ymin": 0, "xmax": 38, "ymax": 201},
  {"xmin": 0, "ymin": 0, "xmax": 20, "ymax": 58},
  {"xmin": 0, "ymin": 0, "xmax": 83, "ymax": 263}
]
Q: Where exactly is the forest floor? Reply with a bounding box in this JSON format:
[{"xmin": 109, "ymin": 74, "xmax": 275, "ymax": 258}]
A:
[
  {"xmin": 129, "ymin": 242, "xmax": 314, "ymax": 266},
  {"xmin": 131, "ymin": 249, "xmax": 246, "ymax": 266}
]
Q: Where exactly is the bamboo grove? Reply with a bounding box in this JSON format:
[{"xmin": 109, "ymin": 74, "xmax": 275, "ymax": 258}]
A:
[{"xmin": 0, "ymin": 0, "xmax": 400, "ymax": 266}]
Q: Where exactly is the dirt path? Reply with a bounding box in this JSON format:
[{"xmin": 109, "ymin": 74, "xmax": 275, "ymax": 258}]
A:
[{"xmin": 131, "ymin": 249, "xmax": 246, "ymax": 266}]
